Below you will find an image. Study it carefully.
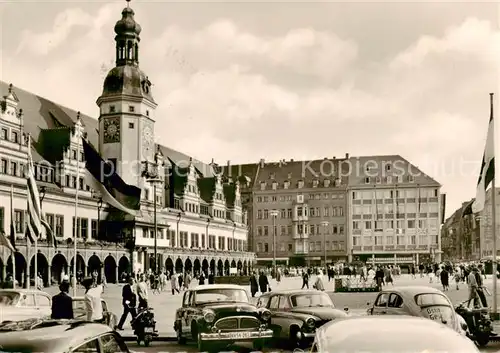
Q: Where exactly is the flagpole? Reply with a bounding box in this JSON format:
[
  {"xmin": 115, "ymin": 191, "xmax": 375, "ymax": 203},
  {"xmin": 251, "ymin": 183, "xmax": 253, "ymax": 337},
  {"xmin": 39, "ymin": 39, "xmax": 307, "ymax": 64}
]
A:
[
  {"xmin": 73, "ymin": 114, "xmax": 81, "ymax": 297},
  {"xmin": 10, "ymin": 185, "xmax": 16, "ymax": 289},
  {"xmin": 490, "ymin": 92, "xmax": 497, "ymax": 316},
  {"xmin": 29, "ymin": 135, "xmax": 38, "ymax": 290}
]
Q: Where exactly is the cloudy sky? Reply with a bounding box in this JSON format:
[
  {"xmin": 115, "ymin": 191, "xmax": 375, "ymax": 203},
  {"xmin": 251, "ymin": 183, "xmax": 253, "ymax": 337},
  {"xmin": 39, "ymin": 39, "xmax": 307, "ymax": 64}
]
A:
[{"xmin": 0, "ymin": 0, "xmax": 498, "ymax": 216}]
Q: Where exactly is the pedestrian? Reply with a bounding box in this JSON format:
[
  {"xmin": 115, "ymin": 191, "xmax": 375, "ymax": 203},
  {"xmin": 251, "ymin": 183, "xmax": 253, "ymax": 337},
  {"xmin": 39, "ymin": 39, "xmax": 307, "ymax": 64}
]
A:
[
  {"xmin": 250, "ymin": 271, "xmax": 258, "ymax": 297},
  {"xmin": 159, "ymin": 272, "xmax": 167, "ymax": 291},
  {"xmin": 51, "ymin": 280, "xmax": 73, "ymax": 320},
  {"xmin": 83, "ymin": 277, "xmax": 104, "ymax": 323},
  {"xmin": 313, "ymin": 270, "xmax": 325, "ymax": 291},
  {"xmin": 115, "ymin": 276, "xmax": 137, "ymax": 330},
  {"xmin": 473, "ymin": 267, "xmax": 488, "ymax": 307},
  {"xmin": 454, "ymin": 271, "xmax": 460, "ymax": 290},
  {"xmin": 301, "ymin": 271, "xmax": 309, "ymax": 289},
  {"xmin": 259, "ymin": 271, "xmax": 269, "ymax": 293},
  {"xmin": 184, "ymin": 272, "xmax": 191, "ymax": 290},
  {"xmin": 136, "ymin": 274, "xmax": 149, "ymax": 310},
  {"xmin": 171, "ymin": 273, "xmax": 180, "ymax": 295},
  {"xmin": 384, "ymin": 267, "xmax": 394, "ymax": 286},
  {"xmin": 276, "ymin": 268, "xmax": 281, "ymax": 285},
  {"xmin": 208, "ymin": 271, "xmax": 215, "ymax": 284},
  {"xmin": 467, "ymin": 267, "xmax": 478, "ymax": 307},
  {"xmin": 440, "ymin": 267, "xmax": 449, "ymax": 291},
  {"xmin": 198, "ymin": 271, "xmax": 205, "ymax": 285}
]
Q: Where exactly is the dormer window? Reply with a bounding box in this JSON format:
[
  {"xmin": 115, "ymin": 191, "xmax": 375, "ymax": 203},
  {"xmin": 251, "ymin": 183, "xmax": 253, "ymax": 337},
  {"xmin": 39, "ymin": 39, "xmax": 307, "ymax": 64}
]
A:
[
  {"xmin": 269, "ymin": 172, "xmax": 275, "ymax": 180},
  {"xmin": 365, "ymin": 177, "xmax": 370, "ymax": 184},
  {"xmin": 386, "ymin": 164, "xmax": 392, "ymax": 171},
  {"xmin": 298, "ymin": 180, "xmax": 304, "ymax": 188},
  {"xmin": 287, "ymin": 172, "xmax": 292, "ymax": 179},
  {"xmin": 272, "ymin": 181, "xmax": 278, "ymax": 190},
  {"xmin": 1, "ymin": 128, "xmax": 7, "ymax": 140},
  {"xmin": 386, "ymin": 176, "xmax": 392, "ymax": 184},
  {"xmin": 324, "ymin": 179, "xmax": 330, "ymax": 187},
  {"xmin": 312, "ymin": 179, "xmax": 319, "ymax": 187},
  {"xmin": 284, "ymin": 180, "xmax": 290, "ymax": 189},
  {"xmin": 409, "ymin": 175, "xmax": 415, "ymax": 182},
  {"xmin": 260, "ymin": 181, "xmax": 266, "ymax": 190},
  {"xmin": 12, "ymin": 131, "xmax": 19, "ymax": 143},
  {"xmin": 397, "ymin": 175, "xmax": 403, "ymax": 183},
  {"xmin": 376, "ymin": 177, "xmax": 381, "ymax": 184},
  {"xmin": 334, "ymin": 178, "xmax": 341, "ymax": 187}
]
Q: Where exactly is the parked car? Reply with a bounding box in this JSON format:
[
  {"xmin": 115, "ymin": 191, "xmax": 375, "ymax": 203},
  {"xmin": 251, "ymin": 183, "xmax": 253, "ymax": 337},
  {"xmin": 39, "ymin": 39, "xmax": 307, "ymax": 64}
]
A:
[
  {"xmin": 72, "ymin": 297, "xmax": 118, "ymax": 328},
  {"xmin": 293, "ymin": 316, "xmax": 479, "ymax": 353},
  {"xmin": 0, "ymin": 318, "xmax": 130, "ymax": 353},
  {"xmin": 365, "ymin": 286, "xmax": 465, "ymax": 334},
  {"xmin": 0, "ymin": 289, "xmax": 51, "ymax": 323},
  {"xmin": 256, "ymin": 289, "xmax": 348, "ymax": 348},
  {"xmin": 174, "ymin": 284, "xmax": 273, "ymax": 352}
]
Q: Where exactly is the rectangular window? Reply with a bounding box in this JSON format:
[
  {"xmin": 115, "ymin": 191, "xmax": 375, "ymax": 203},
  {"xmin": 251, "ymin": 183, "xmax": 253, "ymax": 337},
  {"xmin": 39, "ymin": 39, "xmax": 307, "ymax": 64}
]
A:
[{"xmin": 14, "ymin": 210, "xmax": 24, "ymax": 233}]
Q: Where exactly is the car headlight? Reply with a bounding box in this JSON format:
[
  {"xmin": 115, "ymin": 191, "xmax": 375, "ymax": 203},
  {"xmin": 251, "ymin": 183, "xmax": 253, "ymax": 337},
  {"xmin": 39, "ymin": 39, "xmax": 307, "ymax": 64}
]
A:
[
  {"xmin": 203, "ymin": 309, "xmax": 215, "ymax": 323},
  {"xmin": 260, "ymin": 309, "xmax": 271, "ymax": 322},
  {"xmin": 306, "ymin": 317, "xmax": 316, "ymax": 329}
]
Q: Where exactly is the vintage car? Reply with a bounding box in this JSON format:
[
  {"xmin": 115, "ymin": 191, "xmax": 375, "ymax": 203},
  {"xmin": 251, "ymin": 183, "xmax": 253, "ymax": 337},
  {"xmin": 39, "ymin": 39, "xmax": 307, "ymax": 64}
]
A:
[
  {"xmin": 257, "ymin": 289, "xmax": 348, "ymax": 348},
  {"xmin": 293, "ymin": 316, "xmax": 479, "ymax": 353},
  {"xmin": 174, "ymin": 284, "xmax": 273, "ymax": 352},
  {"xmin": 72, "ymin": 297, "xmax": 118, "ymax": 328},
  {"xmin": 0, "ymin": 289, "xmax": 51, "ymax": 323},
  {"xmin": 366, "ymin": 286, "xmax": 466, "ymax": 334},
  {"xmin": 0, "ymin": 318, "xmax": 131, "ymax": 353}
]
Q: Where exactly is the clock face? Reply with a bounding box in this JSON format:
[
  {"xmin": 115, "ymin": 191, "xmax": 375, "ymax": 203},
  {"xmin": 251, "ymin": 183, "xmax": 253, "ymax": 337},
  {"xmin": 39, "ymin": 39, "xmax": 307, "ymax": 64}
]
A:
[{"xmin": 103, "ymin": 118, "xmax": 120, "ymax": 144}]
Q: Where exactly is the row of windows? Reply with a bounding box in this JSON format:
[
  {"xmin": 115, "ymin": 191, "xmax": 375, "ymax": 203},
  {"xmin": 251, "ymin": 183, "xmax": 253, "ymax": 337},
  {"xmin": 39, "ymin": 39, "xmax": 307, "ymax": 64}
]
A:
[
  {"xmin": 107, "ymin": 104, "xmax": 150, "ymax": 117},
  {"xmin": 256, "ymin": 223, "xmax": 345, "ymax": 236},
  {"xmin": 363, "ymin": 175, "xmax": 414, "ymax": 184},
  {"xmin": 172, "ymin": 199, "xmax": 242, "ymax": 222},
  {"xmin": 255, "ymin": 241, "xmax": 345, "ymax": 253},
  {"xmin": 353, "ymin": 188, "xmax": 439, "ymax": 200},
  {"xmin": 352, "ymin": 234, "xmax": 439, "ymax": 246},
  {"xmin": 257, "ymin": 206, "xmax": 345, "ymax": 220},
  {"xmin": 0, "ymin": 208, "xmax": 98, "ymax": 239},
  {"xmin": 0, "ymin": 126, "xmax": 20, "ymax": 143},
  {"xmin": 259, "ymin": 178, "xmax": 342, "ymax": 191},
  {"xmin": 352, "ymin": 219, "xmax": 439, "ymax": 231},
  {"xmin": 353, "ymin": 203, "xmax": 440, "ymax": 215},
  {"xmin": 257, "ymin": 193, "xmax": 345, "ymax": 203}
]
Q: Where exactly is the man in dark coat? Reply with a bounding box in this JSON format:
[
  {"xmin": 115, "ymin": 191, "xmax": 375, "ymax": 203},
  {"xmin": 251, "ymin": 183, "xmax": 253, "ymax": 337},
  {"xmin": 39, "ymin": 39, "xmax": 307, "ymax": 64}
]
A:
[
  {"xmin": 250, "ymin": 271, "xmax": 259, "ymax": 297},
  {"xmin": 51, "ymin": 280, "xmax": 73, "ymax": 319},
  {"xmin": 258, "ymin": 271, "xmax": 269, "ymax": 293},
  {"xmin": 115, "ymin": 277, "xmax": 137, "ymax": 330}
]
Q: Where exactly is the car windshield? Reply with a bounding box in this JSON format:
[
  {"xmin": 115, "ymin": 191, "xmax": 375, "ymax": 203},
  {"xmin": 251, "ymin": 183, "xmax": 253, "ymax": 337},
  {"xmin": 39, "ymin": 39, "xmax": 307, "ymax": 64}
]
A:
[
  {"xmin": 195, "ymin": 288, "xmax": 249, "ymax": 304},
  {"xmin": 414, "ymin": 293, "xmax": 449, "ymax": 307},
  {"xmin": 0, "ymin": 292, "xmax": 20, "ymax": 306},
  {"xmin": 290, "ymin": 293, "xmax": 334, "ymax": 307}
]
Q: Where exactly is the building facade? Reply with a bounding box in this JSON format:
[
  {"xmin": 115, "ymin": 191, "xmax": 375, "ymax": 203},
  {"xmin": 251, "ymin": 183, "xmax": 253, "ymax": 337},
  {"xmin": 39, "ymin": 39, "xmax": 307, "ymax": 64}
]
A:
[
  {"xmin": 0, "ymin": 3, "xmax": 253, "ymax": 287},
  {"xmin": 227, "ymin": 157, "xmax": 350, "ymax": 266},
  {"xmin": 479, "ymin": 187, "xmax": 500, "ymax": 259},
  {"xmin": 440, "ymin": 200, "xmax": 480, "ymax": 261},
  {"xmin": 348, "ymin": 156, "xmax": 442, "ymax": 265}
]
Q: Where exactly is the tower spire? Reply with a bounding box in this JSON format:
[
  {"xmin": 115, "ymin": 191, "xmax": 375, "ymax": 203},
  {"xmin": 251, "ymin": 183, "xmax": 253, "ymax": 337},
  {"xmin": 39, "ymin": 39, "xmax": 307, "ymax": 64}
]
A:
[{"xmin": 113, "ymin": 0, "xmax": 141, "ymax": 66}]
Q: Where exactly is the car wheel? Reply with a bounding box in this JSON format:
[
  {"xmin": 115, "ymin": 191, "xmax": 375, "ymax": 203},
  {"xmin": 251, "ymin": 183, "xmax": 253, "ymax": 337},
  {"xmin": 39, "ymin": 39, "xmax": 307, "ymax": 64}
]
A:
[
  {"xmin": 176, "ymin": 323, "xmax": 186, "ymax": 345},
  {"xmin": 144, "ymin": 335, "xmax": 152, "ymax": 347},
  {"xmin": 476, "ymin": 333, "xmax": 490, "ymax": 347},
  {"xmin": 289, "ymin": 326, "xmax": 304, "ymax": 349},
  {"xmin": 253, "ymin": 339, "xmax": 264, "ymax": 351}
]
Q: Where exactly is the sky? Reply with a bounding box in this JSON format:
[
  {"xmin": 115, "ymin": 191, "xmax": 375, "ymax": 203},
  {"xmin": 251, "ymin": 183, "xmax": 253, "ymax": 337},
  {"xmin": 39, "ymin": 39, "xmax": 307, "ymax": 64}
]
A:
[{"xmin": 0, "ymin": 0, "xmax": 499, "ymax": 217}]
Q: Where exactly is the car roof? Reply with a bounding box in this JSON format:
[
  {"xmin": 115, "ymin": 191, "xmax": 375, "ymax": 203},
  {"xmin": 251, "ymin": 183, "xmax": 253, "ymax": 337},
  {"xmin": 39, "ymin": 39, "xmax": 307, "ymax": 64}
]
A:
[
  {"xmin": 317, "ymin": 316, "xmax": 477, "ymax": 352},
  {"xmin": 193, "ymin": 284, "xmax": 245, "ymax": 291},
  {"xmin": 0, "ymin": 320, "xmax": 113, "ymax": 351},
  {"xmin": 381, "ymin": 286, "xmax": 444, "ymax": 296},
  {"xmin": 259, "ymin": 289, "xmax": 322, "ymax": 296}
]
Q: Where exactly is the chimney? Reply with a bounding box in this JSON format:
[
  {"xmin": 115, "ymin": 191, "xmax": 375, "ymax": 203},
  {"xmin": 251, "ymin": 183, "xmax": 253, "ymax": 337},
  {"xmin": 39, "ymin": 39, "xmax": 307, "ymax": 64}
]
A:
[
  {"xmin": 345, "ymin": 153, "xmax": 349, "ymax": 159},
  {"xmin": 332, "ymin": 156, "xmax": 336, "ymax": 160},
  {"xmin": 259, "ymin": 158, "xmax": 265, "ymax": 168},
  {"xmin": 290, "ymin": 159, "xmax": 294, "ymax": 162}
]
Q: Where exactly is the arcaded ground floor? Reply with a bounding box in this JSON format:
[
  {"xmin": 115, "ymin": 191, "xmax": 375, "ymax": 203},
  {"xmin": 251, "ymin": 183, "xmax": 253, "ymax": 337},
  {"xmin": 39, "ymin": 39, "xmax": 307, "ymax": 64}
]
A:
[{"xmin": 0, "ymin": 241, "xmax": 256, "ymax": 286}]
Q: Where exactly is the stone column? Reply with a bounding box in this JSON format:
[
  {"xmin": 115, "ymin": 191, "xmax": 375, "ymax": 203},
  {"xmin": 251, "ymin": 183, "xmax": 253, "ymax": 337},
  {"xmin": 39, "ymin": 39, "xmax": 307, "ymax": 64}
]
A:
[
  {"xmin": 115, "ymin": 264, "xmax": 119, "ymax": 284},
  {"xmin": 47, "ymin": 266, "xmax": 52, "ymax": 286},
  {"xmin": 416, "ymin": 253, "xmax": 419, "ymax": 265}
]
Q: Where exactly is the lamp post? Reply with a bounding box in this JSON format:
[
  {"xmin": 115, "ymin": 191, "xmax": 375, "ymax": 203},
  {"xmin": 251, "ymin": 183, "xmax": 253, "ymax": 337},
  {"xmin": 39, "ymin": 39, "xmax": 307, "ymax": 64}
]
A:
[
  {"xmin": 270, "ymin": 210, "xmax": 278, "ymax": 276},
  {"xmin": 147, "ymin": 177, "xmax": 162, "ymax": 275},
  {"xmin": 321, "ymin": 221, "xmax": 329, "ymax": 268}
]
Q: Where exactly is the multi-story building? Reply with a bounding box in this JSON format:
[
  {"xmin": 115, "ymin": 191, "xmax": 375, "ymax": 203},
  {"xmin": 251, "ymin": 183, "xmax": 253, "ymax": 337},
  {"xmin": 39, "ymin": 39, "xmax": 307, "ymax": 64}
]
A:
[
  {"xmin": 0, "ymin": 2, "xmax": 253, "ymax": 287},
  {"xmin": 478, "ymin": 187, "xmax": 500, "ymax": 259},
  {"xmin": 348, "ymin": 156, "xmax": 442, "ymax": 265},
  {"xmin": 440, "ymin": 200, "xmax": 480, "ymax": 260},
  {"xmin": 226, "ymin": 157, "xmax": 350, "ymax": 266}
]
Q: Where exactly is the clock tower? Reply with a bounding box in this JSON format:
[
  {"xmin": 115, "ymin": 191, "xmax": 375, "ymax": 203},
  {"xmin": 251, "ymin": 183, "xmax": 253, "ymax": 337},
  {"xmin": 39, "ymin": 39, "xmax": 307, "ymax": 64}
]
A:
[{"xmin": 96, "ymin": 0, "xmax": 157, "ymax": 189}]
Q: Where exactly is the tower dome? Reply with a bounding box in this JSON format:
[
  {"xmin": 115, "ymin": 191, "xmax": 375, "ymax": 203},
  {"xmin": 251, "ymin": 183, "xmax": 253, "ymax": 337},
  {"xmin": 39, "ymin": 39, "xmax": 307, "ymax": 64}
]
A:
[{"xmin": 114, "ymin": 7, "xmax": 142, "ymax": 36}]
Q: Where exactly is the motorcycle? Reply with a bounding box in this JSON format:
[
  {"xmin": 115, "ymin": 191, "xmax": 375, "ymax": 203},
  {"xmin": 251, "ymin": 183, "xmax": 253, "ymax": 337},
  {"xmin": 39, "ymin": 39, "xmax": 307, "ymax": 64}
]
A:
[
  {"xmin": 455, "ymin": 300, "xmax": 494, "ymax": 347},
  {"xmin": 130, "ymin": 307, "xmax": 158, "ymax": 346}
]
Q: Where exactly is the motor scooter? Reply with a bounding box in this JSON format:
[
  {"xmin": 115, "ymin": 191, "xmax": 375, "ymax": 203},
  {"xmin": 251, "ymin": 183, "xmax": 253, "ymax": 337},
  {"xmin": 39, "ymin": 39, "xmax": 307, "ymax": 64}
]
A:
[
  {"xmin": 130, "ymin": 307, "xmax": 158, "ymax": 346},
  {"xmin": 455, "ymin": 300, "xmax": 494, "ymax": 347}
]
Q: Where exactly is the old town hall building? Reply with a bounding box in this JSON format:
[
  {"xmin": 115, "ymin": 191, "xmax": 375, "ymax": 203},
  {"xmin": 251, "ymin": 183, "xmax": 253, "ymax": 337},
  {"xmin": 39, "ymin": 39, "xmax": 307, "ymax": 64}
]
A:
[{"xmin": 0, "ymin": 3, "xmax": 253, "ymax": 286}]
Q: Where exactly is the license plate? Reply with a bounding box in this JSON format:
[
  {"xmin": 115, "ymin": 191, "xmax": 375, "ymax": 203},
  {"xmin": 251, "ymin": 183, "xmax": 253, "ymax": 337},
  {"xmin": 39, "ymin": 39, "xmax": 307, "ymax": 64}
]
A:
[
  {"xmin": 228, "ymin": 331, "xmax": 251, "ymax": 339},
  {"xmin": 144, "ymin": 327, "xmax": 154, "ymax": 333},
  {"xmin": 426, "ymin": 308, "xmax": 442, "ymax": 321}
]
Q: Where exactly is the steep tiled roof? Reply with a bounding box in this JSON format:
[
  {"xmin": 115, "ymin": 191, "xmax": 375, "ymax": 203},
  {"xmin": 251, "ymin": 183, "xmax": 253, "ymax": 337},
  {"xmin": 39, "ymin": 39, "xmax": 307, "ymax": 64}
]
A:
[
  {"xmin": 223, "ymin": 183, "xmax": 236, "ymax": 207},
  {"xmin": 222, "ymin": 163, "xmax": 259, "ymax": 189},
  {"xmin": 0, "ymin": 81, "xmax": 213, "ymax": 176},
  {"xmin": 197, "ymin": 177, "xmax": 216, "ymax": 203},
  {"xmin": 37, "ymin": 127, "xmax": 72, "ymax": 164},
  {"xmin": 347, "ymin": 155, "xmax": 440, "ymax": 187}
]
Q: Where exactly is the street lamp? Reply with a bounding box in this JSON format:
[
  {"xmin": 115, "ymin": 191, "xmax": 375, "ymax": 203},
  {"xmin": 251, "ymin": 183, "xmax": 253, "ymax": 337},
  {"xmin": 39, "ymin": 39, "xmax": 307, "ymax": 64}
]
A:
[
  {"xmin": 147, "ymin": 177, "xmax": 162, "ymax": 275},
  {"xmin": 270, "ymin": 210, "xmax": 278, "ymax": 276},
  {"xmin": 321, "ymin": 221, "xmax": 329, "ymax": 268}
]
